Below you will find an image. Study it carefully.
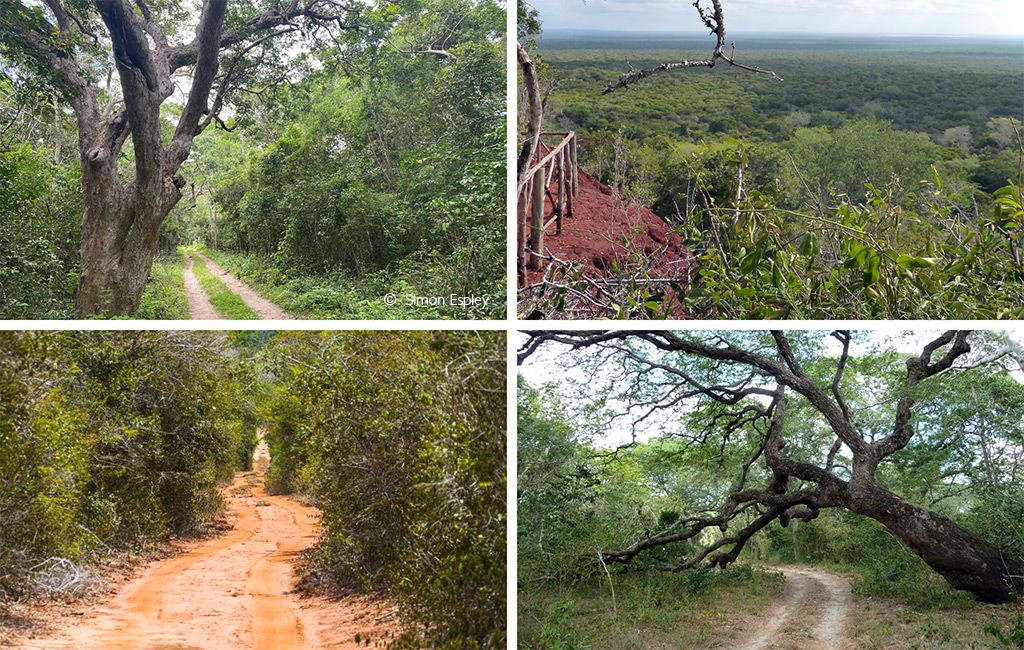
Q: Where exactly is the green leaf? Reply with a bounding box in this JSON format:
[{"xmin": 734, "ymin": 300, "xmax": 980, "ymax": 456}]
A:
[
  {"xmin": 798, "ymin": 232, "xmax": 819, "ymax": 257},
  {"xmin": 862, "ymin": 251, "xmax": 882, "ymax": 287}
]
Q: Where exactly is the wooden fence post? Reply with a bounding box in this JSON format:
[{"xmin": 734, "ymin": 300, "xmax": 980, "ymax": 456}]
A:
[
  {"xmin": 556, "ymin": 149, "xmax": 565, "ymax": 234},
  {"xmin": 571, "ymin": 134, "xmax": 578, "ymax": 196},
  {"xmin": 530, "ymin": 167, "xmax": 545, "ymax": 270}
]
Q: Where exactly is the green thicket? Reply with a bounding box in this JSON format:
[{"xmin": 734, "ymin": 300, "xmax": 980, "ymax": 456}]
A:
[
  {"xmin": 0, "ymin": 0, "xmax": 505, "ymax": 320},
  {"xmin": 0, "ymin": 142, "xmax": 81, "ymax": 319},
  {"xmin": 518, "ymin": 331, "xmax": 1024, "ymax": 644},
  {"xmin": 177, "ymin": 0, "xmax": 506, "ymax": 319},
  {"xmin": 262, "ymin": 331, "xmax": 506, "ymax": 649},
  {"xmin": 524, "ymin": 30, "xmax": 1024, "ymax": 319},
  {"xmin": 0, "ymin": 331, "xmax": 256, "ymax": 600}
]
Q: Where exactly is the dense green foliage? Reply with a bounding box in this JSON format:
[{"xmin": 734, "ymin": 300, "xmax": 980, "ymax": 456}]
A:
[
  {"xmin": 524, "ymin": 30, "xmax": 1024, "ymax": 319},
  {"xmin": 0, "ymin": 143, "xmax": 81, "ymax": 319},
  {"xmin": 518, "ymin": 330, "xmax": 1024, "ymax": 642},
  {"xmin": 0, "ymin": 0, "xmax": 505, "ymax": 319},
  {"xmin": 0, "ymin": 331, "xmax": 255, "ymax": 600},
  {"xmin": 260, "ymin": 331, "xmax": 507, "ymax": 649},
  {"xmin": 176, "ymin": 0, "xmax": 507, "ymax": 319},
  {"xmin": 134, "ymin": 253, "xmax": 191, "ymax": 320}
]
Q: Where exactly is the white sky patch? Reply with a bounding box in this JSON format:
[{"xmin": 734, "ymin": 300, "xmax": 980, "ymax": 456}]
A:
[
  {"xmin": 518, "ymin": 330, "xmax": 1024, "ymax": 448},
  {"xmin": 532, "ymin": 0, "xmax": 1024, "ymax": 35}
]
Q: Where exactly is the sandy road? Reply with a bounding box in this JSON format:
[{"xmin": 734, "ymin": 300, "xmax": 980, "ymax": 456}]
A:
[
  {"xmin": 729, "ymin": 566, "xmax": 852, "ymax": 650},
  {"xmin": 26, "ymin": 473, "xmax": 394, "ymax": 650}
]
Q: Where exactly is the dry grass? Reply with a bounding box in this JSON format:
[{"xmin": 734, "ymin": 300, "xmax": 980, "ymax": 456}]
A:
[
  {"xmin": 518, "ymin": 566, "xmax": 785, "ymax": 650},
  {"xmin": 847, "ymin": 597, "xmax": 1022, "ymax": 650},
  {"xmin": 518, "ymin": 565, "xmax": 1023, "ymax": 650}
]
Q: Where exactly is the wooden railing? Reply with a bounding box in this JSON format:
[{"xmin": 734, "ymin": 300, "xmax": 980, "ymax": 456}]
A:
[{"xmin": 517, "ymin": 131, "xmax": 579, "ymax": 286}]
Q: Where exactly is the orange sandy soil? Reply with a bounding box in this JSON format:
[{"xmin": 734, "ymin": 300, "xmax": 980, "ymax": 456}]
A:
[{"xmin": 1, "ymin": 473, "xmax": 397, "ymax": 650}]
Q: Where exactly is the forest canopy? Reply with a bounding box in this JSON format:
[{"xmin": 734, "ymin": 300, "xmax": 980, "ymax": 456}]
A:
[
  {"xmin": 518, "ymin": 330, "xmax": 1024, "ymax": 606},
  {"xmin": 0, "ymin": 0, "xmax": 505, "ymax": 319}
]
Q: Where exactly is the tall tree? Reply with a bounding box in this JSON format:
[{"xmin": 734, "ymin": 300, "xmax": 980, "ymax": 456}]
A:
[
  {"xmin": 0, "ymin": 1, "xmax": 358, "ymax": 316},
  {"xmin": 519, "ymin": 330, "xmax": 1024, "ymax": 603}
]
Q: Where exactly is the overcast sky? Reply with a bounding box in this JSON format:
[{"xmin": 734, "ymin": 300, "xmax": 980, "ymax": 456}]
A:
[{"xmin": 530, "ymin": 0, "xmax": 1024, "ymax": 36}]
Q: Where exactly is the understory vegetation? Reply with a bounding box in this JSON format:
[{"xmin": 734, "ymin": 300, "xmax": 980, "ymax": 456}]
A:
[
  {"xmin": 0, "ymin": 331, "xmax": 257, "ymax": 600},
  {"xmin": 134, "ymin": 254, "xmax": 190, "ymax": 321},
  {"xmin": 520, "ymin": 566, "xmax": 785, "ymax": 650},
  {"xmin": 0, "ymin": 330, "xmax": 507, "ymax": 649},
  {"xmin": 517, "ymin": 331, "xmax": 1024, "ymax": 648},
  {"xmin": 0, "ymin": 0, "xmax": 505, "ymax": 319},
  {"xmin": 262, "ymin": 331, "xmax": 507, "ymax": 649},
  {"xmin": 518, "ymin": 16, "xmax": 1024, "ymax": 319}
]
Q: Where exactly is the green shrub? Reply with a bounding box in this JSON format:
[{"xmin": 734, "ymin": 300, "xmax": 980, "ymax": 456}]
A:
[{"xmin": 270, "ymin": 331, "xmax": 506, "ymax": 649}]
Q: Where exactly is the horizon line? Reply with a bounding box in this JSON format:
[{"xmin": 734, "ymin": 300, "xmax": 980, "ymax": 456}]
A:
[{"xmin": 541, "ymin": 27, "xmax": 1024, "ymax": 39}]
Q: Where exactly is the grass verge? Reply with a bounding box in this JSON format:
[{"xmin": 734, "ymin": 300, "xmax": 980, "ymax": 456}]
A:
[
  {"xmin": 135, "ymin": 252, "xmax": 190, "ymax": 319},
  {"xmin": 518, "ymin": 565, "xmax": 785, "ymax": 650},
  {"xmin": 846, "ymin": 596, "xmax": 1022, "ymax": 650},
  {"xmin": 197, "ymin": 246, "xmax": 502, "ymax": 320},
  {"xmin": 188, "ymin": 251, "xmax": 259, "ymax": 320}
]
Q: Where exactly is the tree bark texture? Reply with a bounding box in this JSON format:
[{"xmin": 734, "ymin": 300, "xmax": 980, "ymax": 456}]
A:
[{"xmin": 845, "ymin": 480, "xmax": 1023, "ymax": 603}]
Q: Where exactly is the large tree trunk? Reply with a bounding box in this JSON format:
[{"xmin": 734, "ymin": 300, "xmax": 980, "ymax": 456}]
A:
[
  {"xmin": 76, "ymin": 139, "xmax": 184, "ymax": 315},
  {"xmin": 848, "ymin": 481, "xmax": 1024, "ymax": 603},
  {"xmin": 73, "ymin": 0, "xmax": 226, "ymax": 317}
]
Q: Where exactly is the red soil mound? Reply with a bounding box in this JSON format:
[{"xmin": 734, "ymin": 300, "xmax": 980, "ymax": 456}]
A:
[{"xmin": 519, "ymin": 167, "xmax": 694, "ymax": 317}]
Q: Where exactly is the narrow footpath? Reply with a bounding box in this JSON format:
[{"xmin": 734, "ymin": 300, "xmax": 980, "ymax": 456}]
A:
[{"xmin": 25, "ymin": 473, "xmax": 396, "ymax": 650}]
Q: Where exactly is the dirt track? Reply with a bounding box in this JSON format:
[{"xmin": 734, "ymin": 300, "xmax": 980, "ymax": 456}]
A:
[
  {"xmin": 183, "ymin": 252, "xmax": 222, "ymax": 320},
  {"xmin": 729, "ymin": 567, "xmax": 851, "ymax": 650},
  {"xmin": 519, "ymin": 167, "xmax": 692, "ymax": 289},
  {"xmin": 25, "ymin": 474, "xmax": 396, "ymax": 650},
  {"xmin": 191, "ymin": 251, "xmax": 295, "ymax": 320}
]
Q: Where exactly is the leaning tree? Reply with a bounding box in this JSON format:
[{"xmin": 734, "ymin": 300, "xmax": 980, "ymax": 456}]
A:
[
  {"xmin": 0, "ymin": 1, "xmax": 358, "ymax": 316},
  {"xmin": 519, "ymin": 330, "xmax": 1024, "ymax": 603}
]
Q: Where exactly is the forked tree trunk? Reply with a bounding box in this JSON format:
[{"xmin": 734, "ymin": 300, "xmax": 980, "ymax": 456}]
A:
[{"xmin": 76, "ymin": 144, "xmax": 184, "ymax": 316}]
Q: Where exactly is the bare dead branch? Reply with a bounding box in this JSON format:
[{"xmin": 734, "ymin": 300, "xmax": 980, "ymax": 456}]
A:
[{"xmin": 601, "ymin": 0, "xmax": 782, "ymax": 95}]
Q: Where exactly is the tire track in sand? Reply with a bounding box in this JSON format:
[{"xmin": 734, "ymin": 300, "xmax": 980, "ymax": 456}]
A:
[
  {"xmin": 247, "ymin": 492, "xmax": 319, "ymax": 650},
  {"xmin": 29, "ymin": 474, "xmax": 323, "ymax": 650},
  {"xmin": 730, "ymin": 567, "xmax": 851, "ymax": 650},
  {"xmin": 191, "ymin": 251, "xmax": 295, "ymax": 320}
]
